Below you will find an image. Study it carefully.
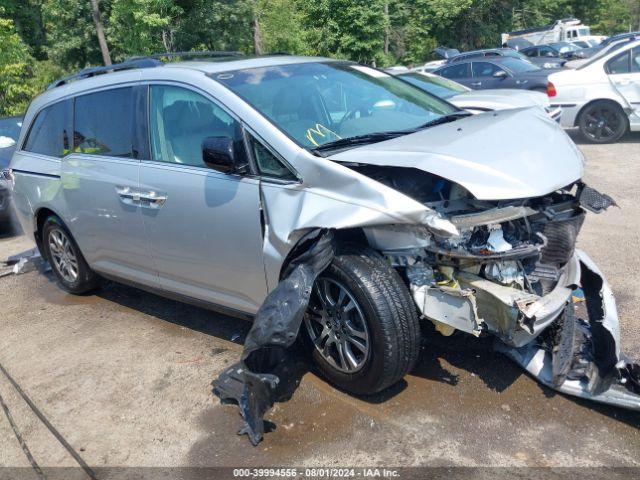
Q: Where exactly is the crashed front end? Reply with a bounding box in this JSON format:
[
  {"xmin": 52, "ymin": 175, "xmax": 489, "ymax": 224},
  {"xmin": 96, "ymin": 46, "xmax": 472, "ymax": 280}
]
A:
[{"xmin": 356, "ymin": 174, "xmax": 640, "ymax": 410}]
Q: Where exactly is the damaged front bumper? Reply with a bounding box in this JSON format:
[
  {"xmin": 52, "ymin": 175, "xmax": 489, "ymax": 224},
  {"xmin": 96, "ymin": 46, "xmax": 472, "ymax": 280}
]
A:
[{"xmin": 497, "ymin": 250, "xmax": 640, "ymax": 411}]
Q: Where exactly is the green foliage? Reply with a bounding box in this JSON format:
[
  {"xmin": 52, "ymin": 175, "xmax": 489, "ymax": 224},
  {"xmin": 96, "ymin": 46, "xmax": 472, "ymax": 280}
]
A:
[
  {"xmin": 173, "ymin": 0, "xmax": 253, "ymax": 52},
  {"xmin": 297, "ymin": 0, "xmax": 387, "ymax": 63},
  {"xmin": 41, "ymin": 0, "xmax": 105, "ymax": 68},
  {"xmin": 0, "ymin": 0, "xmax": 639, "ymax": 115},
  {"xmin": 0, "ymin": 12, "xmax": 37, "ymax": 115},
  {"xmin": 259, "ymin": 0, "xmax": 308, "ymax": 54},
  {"xmin": 109, "ymin": 0, "xmax": 184, "ymax": 57}
]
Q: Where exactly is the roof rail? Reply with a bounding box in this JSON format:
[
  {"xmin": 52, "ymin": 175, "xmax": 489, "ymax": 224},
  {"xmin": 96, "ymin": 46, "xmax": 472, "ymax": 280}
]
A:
[
  {"xmin": 126, "ymin": 51, "xmax": 244, "ymax": 62},
  {"xmin": 47, "ymin": 58, "xmax": 162, "ymax": 90},
  {"xmin": 46, "ymin": 51, "xmax": 245, "ymax": 90}
]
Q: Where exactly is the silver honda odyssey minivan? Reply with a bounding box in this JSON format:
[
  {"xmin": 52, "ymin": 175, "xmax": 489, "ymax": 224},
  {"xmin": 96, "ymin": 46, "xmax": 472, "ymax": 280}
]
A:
[{"xmin": 9, "ymin": 54, "xmax": 639, "ymax": 410}]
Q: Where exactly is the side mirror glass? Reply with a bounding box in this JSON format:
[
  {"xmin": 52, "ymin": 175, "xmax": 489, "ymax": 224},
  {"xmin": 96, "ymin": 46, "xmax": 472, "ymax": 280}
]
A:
[
  {"xmin": 202, "ymin": 136, "xmax": 235, "ymax": 173},
  {"xmin": 493, "ymin": 70, "xmax": 508, "ymax": 78}
]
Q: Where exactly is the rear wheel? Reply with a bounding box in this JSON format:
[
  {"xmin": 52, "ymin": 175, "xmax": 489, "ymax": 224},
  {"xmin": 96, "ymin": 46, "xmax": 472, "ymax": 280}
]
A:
[
  {"xmin": 578, "ymin": 100, "xmax": 628, "ymax": 144},
  {"xmin": 42, "ymin": 216, "xmax": 100, "ymax": 294},
  {"xmin": 304, "ymin": 246, "xmax": 421, "ymax": 395}
]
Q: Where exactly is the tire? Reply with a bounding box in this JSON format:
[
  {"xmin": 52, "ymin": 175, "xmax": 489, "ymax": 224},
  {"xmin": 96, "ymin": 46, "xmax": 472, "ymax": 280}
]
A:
[
  {"xmin": 303, "ymin": 245, "xmax": 421, "ymax": 395},
  {"xmin": 578, "ymin": 100, "xmax": 628, "ymax": 144},
  {"xmin": 41, "ymin": 216, "xmax": 100, "ymax": 294}
]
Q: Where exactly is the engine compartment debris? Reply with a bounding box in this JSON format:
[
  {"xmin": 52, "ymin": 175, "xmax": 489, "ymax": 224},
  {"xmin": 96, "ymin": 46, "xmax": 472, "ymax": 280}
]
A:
[{"xmin": 353, "ymin": 173, "xmax": 639, "ymax": 411}]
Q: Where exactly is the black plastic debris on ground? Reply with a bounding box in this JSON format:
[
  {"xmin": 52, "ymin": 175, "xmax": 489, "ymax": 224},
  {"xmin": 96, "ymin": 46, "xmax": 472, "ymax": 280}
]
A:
[{"xmin": 213, "ymin": 229, "xmax": 335, "ymax": 445}]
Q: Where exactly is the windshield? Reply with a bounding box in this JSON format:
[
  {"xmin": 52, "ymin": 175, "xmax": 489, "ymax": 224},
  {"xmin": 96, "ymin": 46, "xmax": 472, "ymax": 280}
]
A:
[
  {"xmin": 398, "ymin": 73, "xmax": 469, "ymax": 98},
  {"xmin": 499, "ymin": 57, "xmax": 540, "ymax": 73},
  {"xmin": 578, "ymin": 27, "xmax": 590, "ymax": 36},
  {"xmin": 214, "ymin": 62, "xmax": 458, "ymax": 148}
]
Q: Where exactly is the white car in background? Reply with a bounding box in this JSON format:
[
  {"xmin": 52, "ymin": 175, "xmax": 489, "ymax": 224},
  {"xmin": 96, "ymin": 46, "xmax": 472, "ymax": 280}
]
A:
[
  {"xmin": 397, "ymin": 71, "xmax": 561, "ymax": 121},
  {"xmin": 548, "ymin": 37, "xmax": 640, "ymax": 143}
]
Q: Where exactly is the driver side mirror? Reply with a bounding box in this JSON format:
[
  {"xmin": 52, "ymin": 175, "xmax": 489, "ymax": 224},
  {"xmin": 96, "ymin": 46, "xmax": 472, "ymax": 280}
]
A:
[
  {"xmin": 493, "ymin": 70, "xmax": 508, "ymax": 79},
  {"xmin": 202, "ymin": 136, "xmax": 236, "ymax": 173}
]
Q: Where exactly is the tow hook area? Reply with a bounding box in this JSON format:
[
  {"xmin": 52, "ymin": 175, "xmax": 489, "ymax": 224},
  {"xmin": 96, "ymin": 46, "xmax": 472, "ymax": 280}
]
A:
[{"xmin": 498, "ymin": 250, "xmax": 640, "ymax": 411}]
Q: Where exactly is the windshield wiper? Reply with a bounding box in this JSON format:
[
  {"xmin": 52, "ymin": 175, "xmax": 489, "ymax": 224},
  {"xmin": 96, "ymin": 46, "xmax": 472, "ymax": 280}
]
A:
[
  {"xmin": 310, "ymin": 131, "xmax": 405, "ymax": 156},
  {"xmin": 411, "ymin": 111, "xmax": 473, "ymax": 131},
  {"xmin": 310, "ymin": 111, "xmax": 472, "ymax": 156}
]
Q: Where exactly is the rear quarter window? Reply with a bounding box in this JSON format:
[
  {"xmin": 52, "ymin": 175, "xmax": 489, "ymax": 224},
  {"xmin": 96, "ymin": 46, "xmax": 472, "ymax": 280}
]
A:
[
  {"xmin": 606, "ymin": 50, "xmax": 631, "ymax": 74},
  {"xmin": 23, "ymin": 101, "xmax": 71, "ymax": 158},
  {"xmin": 73, "ymin": 87, "xmax": 133, "ymax": 157}
]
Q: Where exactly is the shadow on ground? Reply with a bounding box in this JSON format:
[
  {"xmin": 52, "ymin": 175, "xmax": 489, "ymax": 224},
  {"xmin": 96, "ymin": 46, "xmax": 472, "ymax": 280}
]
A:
[
  {"xmin": 89, "ymin": 279, "xmax": 640, "ymax": 433},
  {"xmin": 96, "ymin": 280, "xmax": 253, "ymax": 347},
  {"xmin": 567, "ymin": 128, "xmax": 640, "ymax": 145}
]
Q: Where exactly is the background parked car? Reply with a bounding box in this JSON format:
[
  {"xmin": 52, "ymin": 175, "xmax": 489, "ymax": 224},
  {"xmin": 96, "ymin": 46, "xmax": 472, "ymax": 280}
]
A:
[
  {"xmin": 446, "ymin": 47, "xmax": 565, "ymax": 69},
  {"xmin": 504, "ymin": 37, "xmax": 535, "ymax": 51},
  {"xmin": 577, "ymin": 32, "xmax": 640, "ymax": 59},
  {"xmin": 521, "ymin": 42, "xmax": 586, "ymax": 63},
  {"xmin": 396, "ymin": 71, "xmax": 561, "ymax": 121},
  {"xmin": 0, "ymin": 115, "xmax": 23, "ymax": 225},
  {"xmin": 548, "ymin": 38, "xmax": 640, "ymax": 143},
  {"xmin": 571, "ymin": 39, "xmax": 600, "ymax": 49},
  {"xmin": 433, "ymin": 57, "xmax": 555, "ymax": 92},
  {"xmin": 565, "ymin": 34, "xmax": 640, "ymax": 68}
]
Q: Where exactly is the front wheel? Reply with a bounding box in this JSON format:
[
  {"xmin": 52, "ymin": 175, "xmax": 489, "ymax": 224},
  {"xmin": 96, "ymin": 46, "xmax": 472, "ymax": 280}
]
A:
[
  {"xmin": 304, "ymin": 246, "xmax": 421, "ymax": 395},
  {"xmin": 578, "ymin": 101, "xmax": 628, "ymax": 144}
]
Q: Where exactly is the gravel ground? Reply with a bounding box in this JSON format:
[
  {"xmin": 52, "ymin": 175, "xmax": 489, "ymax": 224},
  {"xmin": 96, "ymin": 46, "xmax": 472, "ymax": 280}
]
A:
[{"xmin": 0, "ymin": 129, "xmax": 638, "ymax": 472}]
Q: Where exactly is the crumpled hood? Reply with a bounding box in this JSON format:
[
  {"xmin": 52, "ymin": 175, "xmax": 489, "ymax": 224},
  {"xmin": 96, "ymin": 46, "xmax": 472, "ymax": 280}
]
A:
[
  {"xmin": 329, "ymin": 108, "xmax": 584, "ymax": 200},
  {"xmin": 452, "ymin": 89, "xmax": 550, "ymax": 110}
]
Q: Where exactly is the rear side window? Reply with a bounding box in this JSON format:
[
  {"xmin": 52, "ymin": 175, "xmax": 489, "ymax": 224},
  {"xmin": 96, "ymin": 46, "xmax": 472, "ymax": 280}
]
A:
[
  {"xmin": 74, "ymin": 88, "xmax": 133, "ymax": 157},
  {"xmin": 607, "ymin": 51, "xmax": 630, "ymax": 74},
  {"xmin": 472, "ymin": 62, "xmax": 503, "ymax": 77},
  {"xmin": 23, "ymin": 101, "xmax": 70, "ymax": 157},
  {"xmin": 538, "ymin": 46, "xmax": 555, "ymax": 57},
  {"xmin": 632, "ymin": 47, "xmax": 640, "ymax": 72},
  {"xmin": 438, "ymin": 63, "xmax": 470, "ymax": 79}
]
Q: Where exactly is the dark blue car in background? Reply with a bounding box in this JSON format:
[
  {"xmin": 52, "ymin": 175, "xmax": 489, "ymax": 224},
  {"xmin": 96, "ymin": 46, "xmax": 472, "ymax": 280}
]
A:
[
  {"xmin": 433, "ymin": 57, "xmax": 556, "ymax": 92},
  {"xmin": 0, "ymin": 115, "xmax": 23, "ymax": 225}
]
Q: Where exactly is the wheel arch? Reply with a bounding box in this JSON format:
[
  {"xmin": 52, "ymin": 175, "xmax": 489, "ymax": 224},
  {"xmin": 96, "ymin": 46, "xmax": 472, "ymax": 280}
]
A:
[
  {"xmin": 277, "ymin": 228, "xmax": 370, "ymax": 282},
  {"xmin": 34, "ymin": 207, "xmax": 64, "ymax": 254},
  {"xmin": 574, "ymin": 98, "xmax": 628, "ymax": 127}
]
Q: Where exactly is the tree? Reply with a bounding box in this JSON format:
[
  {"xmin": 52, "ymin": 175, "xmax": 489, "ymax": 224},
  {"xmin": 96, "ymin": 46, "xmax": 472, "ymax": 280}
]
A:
[
  {"xmin": 259, "ymin": 0, "xmax": 308, "ymax": 54},
  {"xmin": 42, "ymin": 0, "xmax": 107, "ymax": 68},
  {"xmin": 0, "ymin": 12, "xmax": 38, "ymax": 115},
  {"xmin": 173, "ymin": 0, "xmax": 253, "ymax": 53},
  {"xmin": 90, "ymin": 0, "xmax": 112, "ymax": 64},
  {"xmin": 297, "ymin": 0, "xmax": 387, "ymax": 64},
  {"xmin": 109, "ymin": 0, "xmax": 184, "ymax": 57}
]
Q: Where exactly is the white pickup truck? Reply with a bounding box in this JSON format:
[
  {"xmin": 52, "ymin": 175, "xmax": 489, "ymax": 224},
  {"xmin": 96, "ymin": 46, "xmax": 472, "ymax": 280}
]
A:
[{"xmin": 502, "ymin": 18, "xmax": 605, "ymax": 47}]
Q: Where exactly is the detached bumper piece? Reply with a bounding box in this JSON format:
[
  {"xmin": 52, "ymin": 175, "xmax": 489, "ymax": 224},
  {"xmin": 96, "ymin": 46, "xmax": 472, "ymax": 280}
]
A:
[
  {"xmin": 498, "ymin": 250, "xmax": 640, "ymax": 411},
  {"xmin": 579, "ymin": 185, "xmax": 617, "ymax": 214},
  {"xmin": 213, "ymin": 230, "xmax": 335, "ymax": 445}
]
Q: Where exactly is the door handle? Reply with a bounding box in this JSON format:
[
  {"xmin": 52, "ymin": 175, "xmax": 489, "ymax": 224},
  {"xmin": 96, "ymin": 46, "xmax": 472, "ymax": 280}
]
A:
[
  {"xmin": 139, "ymin": 191, "xmax": 167, "ymax": 209},
  {"xmin": 116, "ymin": 186, "xmax": 141, "ymax": 206},
  {"xmin": 614, "ymin": 79, "xmax": 631, "ymax": 86},
  {"xmin": 471, "ymin": 82, "xmax": 482, "ymax": 87}
]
